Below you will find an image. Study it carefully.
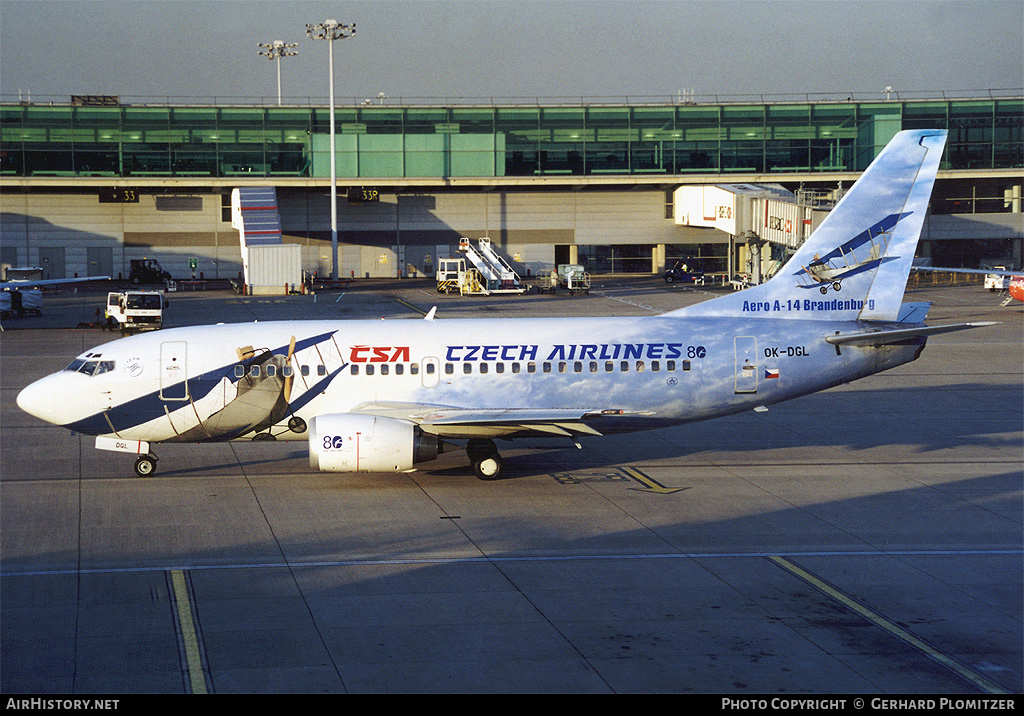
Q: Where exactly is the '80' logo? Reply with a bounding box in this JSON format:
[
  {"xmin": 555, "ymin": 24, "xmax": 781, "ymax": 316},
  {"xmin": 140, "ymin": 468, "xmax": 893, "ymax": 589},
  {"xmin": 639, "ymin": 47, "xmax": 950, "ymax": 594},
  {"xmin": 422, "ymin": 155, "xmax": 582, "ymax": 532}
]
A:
[{"xmin": 323, "ymin": 436, "xmax": 344, "ymax": 450}]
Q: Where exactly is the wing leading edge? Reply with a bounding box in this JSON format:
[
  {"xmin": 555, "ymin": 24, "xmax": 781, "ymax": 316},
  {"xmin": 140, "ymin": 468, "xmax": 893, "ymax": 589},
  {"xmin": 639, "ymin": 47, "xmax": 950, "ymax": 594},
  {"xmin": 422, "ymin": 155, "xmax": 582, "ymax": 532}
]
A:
[{"xmin": 825, "ymin": 322, "xmax": 998, "ymax": 346}]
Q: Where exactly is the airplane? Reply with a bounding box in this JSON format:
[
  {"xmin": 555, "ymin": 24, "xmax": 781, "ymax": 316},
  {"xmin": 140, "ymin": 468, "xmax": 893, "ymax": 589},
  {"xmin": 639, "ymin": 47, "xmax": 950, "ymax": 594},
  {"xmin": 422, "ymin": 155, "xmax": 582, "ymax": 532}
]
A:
[
  {"xmin": 16, "ymin": 129, "xmax": 996, "ymax": 480},
  {"xmin": 1011, "ymin": 275, "xmax": 1024, "ymax": 304},
  {"xmin": 794, "ymin": 212, "xmax": 906, "ymax": 294},
  {"xmin": 1, "ymin": 273, "xmax": 111, "ymax": 318}
]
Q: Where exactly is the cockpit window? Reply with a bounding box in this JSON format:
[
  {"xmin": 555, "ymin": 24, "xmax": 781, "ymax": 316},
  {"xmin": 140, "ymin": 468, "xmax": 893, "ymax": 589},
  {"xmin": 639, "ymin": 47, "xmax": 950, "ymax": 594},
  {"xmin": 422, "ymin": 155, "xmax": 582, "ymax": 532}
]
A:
[{"xmin": 64, "ymin": 358, "xmax": 115, "ymax": 376}]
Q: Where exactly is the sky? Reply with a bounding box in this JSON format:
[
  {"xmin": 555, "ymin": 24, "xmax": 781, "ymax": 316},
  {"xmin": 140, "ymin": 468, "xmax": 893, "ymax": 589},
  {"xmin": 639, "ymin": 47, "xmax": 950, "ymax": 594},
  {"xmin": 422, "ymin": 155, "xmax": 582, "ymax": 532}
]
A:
[{"xmin": 1, "ymin": 0, "xmax": 1021, "ymax": 103}]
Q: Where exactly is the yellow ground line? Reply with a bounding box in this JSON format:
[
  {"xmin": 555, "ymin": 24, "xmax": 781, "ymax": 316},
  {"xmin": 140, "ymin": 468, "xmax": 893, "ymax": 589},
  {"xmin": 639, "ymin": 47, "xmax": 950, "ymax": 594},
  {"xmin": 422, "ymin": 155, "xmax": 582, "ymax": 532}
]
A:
[
  {"xmin": 170, "ymin": 569, "xmax": 208, "ymax": 694},
  {"xmin": 620, "ymin": 466, "xmax": 684, "ymax": 494},
  {"xmin": 394, "ymin": 298, "xmax": 428, "ymax": 316},
  {"xmin": 769, "ymin": 556, "xmax": 1008, "ymax": 694}
]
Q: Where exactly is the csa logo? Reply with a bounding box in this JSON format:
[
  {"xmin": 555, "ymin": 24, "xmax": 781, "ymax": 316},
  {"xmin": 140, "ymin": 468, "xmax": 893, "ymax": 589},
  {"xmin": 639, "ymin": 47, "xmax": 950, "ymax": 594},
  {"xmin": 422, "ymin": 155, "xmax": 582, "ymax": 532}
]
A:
[
  {"xmin": 349, "ymin": 345, "xmax": 410, "ymax": 363},
  {"xmin": 125, "ymin": 358, "xmax": 144, "ymax": 377}
]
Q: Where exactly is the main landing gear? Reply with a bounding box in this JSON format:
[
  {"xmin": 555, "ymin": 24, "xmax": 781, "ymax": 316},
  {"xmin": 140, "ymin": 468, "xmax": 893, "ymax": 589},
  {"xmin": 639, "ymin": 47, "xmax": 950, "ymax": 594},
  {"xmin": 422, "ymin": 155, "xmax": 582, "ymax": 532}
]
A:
[
  {"xmin": 466, "ymin": 438, "xmax": 503, "ymax": 480},
  {"xmin": 134, "ymin": 453, "xmax": 159, "ymax": 477}
]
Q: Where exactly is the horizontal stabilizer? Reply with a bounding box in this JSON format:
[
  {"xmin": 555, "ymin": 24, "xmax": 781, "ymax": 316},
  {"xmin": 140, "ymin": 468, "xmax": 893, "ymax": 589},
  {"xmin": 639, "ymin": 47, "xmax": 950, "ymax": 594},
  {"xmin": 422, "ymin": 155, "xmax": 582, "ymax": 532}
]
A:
[{"xmin": 825, "ymin": 322, "xmax": 998, "ymax": 346}]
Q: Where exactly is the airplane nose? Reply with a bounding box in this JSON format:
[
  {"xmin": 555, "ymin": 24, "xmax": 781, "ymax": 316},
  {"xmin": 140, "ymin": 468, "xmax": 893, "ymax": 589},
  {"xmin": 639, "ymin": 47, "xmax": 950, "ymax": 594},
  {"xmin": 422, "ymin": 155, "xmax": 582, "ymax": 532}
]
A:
[{"xmin": 17, "ymin": 375, "xmax": 58, "ymax": 425}]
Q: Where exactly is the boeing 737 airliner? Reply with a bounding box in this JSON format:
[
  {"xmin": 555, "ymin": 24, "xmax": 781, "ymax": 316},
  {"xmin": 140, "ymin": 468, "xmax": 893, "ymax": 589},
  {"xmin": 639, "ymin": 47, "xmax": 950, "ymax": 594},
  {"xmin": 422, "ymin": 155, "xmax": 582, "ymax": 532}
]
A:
[{"xmin": 17, "ymin": 130, "xmax": 993, "ymax": 479}]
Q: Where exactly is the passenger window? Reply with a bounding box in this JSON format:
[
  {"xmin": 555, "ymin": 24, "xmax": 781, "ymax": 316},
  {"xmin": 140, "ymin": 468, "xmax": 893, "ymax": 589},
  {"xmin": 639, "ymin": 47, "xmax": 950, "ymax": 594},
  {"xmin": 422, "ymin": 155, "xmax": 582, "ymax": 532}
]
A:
[
  {"xmin": 605, "ymin": 361, "xmax": 614, "ymax": 372},
  {"xmin": 317, "ymin": 365, "xmax": 327, "ymax": 377},
  {"xmin": 235, "ymin": 365, "xmax": 245, "ymax": 378},
  {"xmin": 651, "ymin": 361, "xmax": 660, "ymax": 371},
  {"xmin": 558, "ymin": 362, "xmax": 566, "ymax": 373},
  {"xmin": 620, "ymin": 361, "xmax": 629, "ymax": 372},
  {"xmin": 682, "ymin": 360, "xmax": 691, "ymax": 371},
  {"xmin": 636, "ymin": 361, "xmax": 644, "ymax": 372},
  {"xmin": 512, "ymin": 363, "xmax": 521, "ymax": 373},
  {"xmin": 266, "ymin": 365, "xmax": 276, "ymax": 377},
  {"xmin": 366, "ymin": 365, "xmax": 375, "ymax": 375},
  {"xmin": 380, "ymin": 364, "xmax": 389, "ymax": 375},
  {"xmin": 395, "ymin": 364, "xmax": 404, "ymax": 375},
  {"xmin": 282, "ymin": 366, "xmax": 293, "ymax": 377},
  {"xmin": 666, "ymin": 360, "xmax": 676, "ymax": 372},
  {"xmin": 351, "ymin": 365, "xmax": 359, "ymax": 375},
  {"xmin": 574, "ymin": 361, "xmax": 583, "ymax": 373},
  {"xmin": 463, "ymin": 363, "xmax": 472, "ymax": 374},
  {"xmin": 527, "ymin": 363, "xmax": 536, "ymax": 373},
  {"xmin": 445, "ymin": 363, "xmax": 454, "ymax": 375},
  {"xmin": 301, "ymin": 365, "xmax": 310, "ymax": 377},
  {"xmin": 479, "ymin": 363, "xmax": 488, "ymax": 374},
  {"xmin": 495, "ymin": 363, "xmax": 504, "ymax": 374},
  {"xmin": 543, "ymin": 362, "xmax": 551, "ymax": 373},
  {"xmin": 411, "ymin": 363, "xmax": 420, "ymax": 375},
  {"xmin": 250, "ymin": 365, "xmax": 261, "ymax": 377},
  {"xmin": 590, "ymin": 361, "xmax": 598, "ymax": 373}
]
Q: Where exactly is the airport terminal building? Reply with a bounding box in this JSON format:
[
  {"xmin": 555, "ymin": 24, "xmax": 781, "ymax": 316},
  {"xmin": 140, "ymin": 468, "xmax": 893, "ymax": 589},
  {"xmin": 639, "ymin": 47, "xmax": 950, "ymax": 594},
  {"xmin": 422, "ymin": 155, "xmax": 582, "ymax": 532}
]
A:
[{"xmin": 1, "ymin": 91, "xmax": 1021, "ymax": 283}]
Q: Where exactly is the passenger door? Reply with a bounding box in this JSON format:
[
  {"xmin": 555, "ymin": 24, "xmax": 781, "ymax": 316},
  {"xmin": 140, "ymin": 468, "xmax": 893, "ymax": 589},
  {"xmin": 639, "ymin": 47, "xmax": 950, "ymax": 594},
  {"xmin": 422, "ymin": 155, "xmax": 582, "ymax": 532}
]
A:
[{"xmin": 160, "ymin": 341, "xmax": 189, "ymax": 401}]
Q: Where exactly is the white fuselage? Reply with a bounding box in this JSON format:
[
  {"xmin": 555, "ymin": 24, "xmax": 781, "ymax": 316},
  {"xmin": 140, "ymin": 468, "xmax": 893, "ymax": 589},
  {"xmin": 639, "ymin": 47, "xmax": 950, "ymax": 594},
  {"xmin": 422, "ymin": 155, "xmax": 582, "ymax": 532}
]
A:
[{"xmin": 17, "ymin": 314, "xmax": 921, "ymax": 445}]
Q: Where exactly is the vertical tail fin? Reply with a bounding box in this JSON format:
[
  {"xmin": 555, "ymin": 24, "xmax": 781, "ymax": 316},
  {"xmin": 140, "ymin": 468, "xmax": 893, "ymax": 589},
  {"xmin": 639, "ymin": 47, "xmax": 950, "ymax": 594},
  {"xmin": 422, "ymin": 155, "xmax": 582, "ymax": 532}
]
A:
[{"xmin": 674, "ymin": 130, "xmax": 947, "ymax": 321}]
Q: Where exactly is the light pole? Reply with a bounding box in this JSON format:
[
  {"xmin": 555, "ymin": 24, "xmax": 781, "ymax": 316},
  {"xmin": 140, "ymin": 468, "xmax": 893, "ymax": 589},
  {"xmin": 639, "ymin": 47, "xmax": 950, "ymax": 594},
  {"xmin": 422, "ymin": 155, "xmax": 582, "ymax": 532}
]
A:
[
  {"xmin": 257, "ymin": 40, "xmax": 299, "ymax": 106},
  {"xmin": 306, "ymin": 19, "xmax": 355, "ymax": 281}
]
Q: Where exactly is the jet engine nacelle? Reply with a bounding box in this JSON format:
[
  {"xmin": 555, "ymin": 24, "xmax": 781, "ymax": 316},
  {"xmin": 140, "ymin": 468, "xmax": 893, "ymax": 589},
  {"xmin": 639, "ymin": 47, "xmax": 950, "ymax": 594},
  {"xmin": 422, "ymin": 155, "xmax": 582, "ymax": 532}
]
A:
[{"xmin": 309, "ymin": 414, "xmax": 441, "ymax": 472}]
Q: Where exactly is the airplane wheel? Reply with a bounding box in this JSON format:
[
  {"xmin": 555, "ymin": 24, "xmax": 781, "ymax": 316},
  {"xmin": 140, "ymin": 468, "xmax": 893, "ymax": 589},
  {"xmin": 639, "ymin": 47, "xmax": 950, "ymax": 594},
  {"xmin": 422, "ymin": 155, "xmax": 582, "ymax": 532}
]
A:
[
  {"xmin": 467, "ymin": 439, "xmax": 502, "ymax": 480},
  {"xmin": 473, "ymin": 454, "xmax": 503, "ymax": 481},
  {"xmin": 832, "ymin": 281, "xmax": 842, "ymax": 292},
  {"xmin": 819, "ymin": 286, "xmax": 829, "ymax": 295},
  {"xmin": 288, "ymin": 416, "xmax": 307, "ymax": 433},
  {"xmin": 134, "ymin": 455, "xmax": 157, "ymax": 477}
]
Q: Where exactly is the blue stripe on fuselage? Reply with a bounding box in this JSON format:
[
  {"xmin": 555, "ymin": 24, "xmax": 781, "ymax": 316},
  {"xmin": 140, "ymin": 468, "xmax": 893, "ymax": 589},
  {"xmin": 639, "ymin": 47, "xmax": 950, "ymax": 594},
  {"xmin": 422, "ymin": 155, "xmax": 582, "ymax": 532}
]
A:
[{"xmin": 63, "ymin": 330, "xmax": 338, "ymax": 436}]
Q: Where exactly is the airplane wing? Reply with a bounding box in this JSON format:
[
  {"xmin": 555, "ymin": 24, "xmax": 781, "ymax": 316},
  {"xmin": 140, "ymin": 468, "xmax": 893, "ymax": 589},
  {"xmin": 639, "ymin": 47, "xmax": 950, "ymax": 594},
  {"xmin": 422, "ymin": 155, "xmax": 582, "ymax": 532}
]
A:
[
  {"xmin": 350, "ymin": 403, "xmax": 649, "ymax": 438},
  {"xmin": 825, "ymin": 322, "xmax": 998, "ymax": 346},
  {"xmin": 1, "ymin": 275, "xmax": 110, "ymax": 290}
]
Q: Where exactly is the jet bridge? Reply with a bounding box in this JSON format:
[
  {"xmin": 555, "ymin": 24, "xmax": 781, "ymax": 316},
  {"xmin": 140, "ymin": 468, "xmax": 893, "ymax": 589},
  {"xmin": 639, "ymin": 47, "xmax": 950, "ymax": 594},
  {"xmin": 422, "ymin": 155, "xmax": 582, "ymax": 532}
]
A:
[
  {"xmin": 457, "ymin": 237, "xmax": 527, "ymax": 294},
  {"xmin": 673, "ymin": 184, "xmax": 817, "ymax": 284}
]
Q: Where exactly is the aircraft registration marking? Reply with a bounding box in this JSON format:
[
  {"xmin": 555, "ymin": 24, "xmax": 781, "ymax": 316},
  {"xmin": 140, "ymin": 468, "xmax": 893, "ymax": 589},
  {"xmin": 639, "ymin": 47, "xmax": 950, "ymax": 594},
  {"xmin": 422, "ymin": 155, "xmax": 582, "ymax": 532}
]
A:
[{"xmin": 764, "ymin": 346, "xmax": 811, "ymax": 357}]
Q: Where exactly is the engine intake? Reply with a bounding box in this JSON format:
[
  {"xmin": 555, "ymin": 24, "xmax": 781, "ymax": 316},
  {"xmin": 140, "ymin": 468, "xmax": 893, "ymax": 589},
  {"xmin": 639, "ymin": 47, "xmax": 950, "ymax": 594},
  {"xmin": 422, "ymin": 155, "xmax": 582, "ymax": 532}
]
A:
[{"xmin": 309, "ymin": 414, "xmax": 441, "ymax": 472}]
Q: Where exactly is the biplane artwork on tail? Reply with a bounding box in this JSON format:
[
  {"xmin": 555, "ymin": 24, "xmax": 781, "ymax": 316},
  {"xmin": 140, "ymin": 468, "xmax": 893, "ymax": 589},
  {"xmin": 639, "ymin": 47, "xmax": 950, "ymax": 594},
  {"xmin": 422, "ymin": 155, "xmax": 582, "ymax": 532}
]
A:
[{"xmin": 794, "ymin": 212, "xmax": 910, "ymax": 294}]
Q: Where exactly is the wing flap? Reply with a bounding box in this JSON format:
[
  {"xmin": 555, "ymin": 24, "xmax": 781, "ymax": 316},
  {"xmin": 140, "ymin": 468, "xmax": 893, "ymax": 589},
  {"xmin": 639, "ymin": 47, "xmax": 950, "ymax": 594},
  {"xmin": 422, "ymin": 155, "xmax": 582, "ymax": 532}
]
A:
[{"xmin": 350, "ymin": 404, "xmax": 648, "ymax": 438}]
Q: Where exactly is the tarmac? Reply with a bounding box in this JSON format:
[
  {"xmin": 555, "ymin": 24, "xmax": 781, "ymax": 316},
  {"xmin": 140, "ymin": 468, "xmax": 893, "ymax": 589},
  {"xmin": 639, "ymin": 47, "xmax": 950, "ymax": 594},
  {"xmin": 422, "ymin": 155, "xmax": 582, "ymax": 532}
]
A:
[{"xmin": 1, "ymin": 276, "xmax": 1021, "ymax": 694}]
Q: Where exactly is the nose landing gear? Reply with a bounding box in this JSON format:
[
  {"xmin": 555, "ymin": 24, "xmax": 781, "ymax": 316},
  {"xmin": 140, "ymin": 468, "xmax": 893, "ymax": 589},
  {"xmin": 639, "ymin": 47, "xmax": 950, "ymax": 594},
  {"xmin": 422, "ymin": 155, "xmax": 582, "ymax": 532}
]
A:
[{"xmin": 134, "ymin": 453, "xmax": 158, "ymax": 477}]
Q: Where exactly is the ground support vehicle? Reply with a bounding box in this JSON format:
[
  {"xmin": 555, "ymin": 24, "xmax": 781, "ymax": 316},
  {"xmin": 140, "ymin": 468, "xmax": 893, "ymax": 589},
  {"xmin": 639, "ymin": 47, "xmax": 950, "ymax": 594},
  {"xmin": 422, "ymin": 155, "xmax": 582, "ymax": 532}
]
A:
[
  {"xmin": 128, "ymin": 259, "xmax": 171, "ymax": 285},
  {"xmin": 557, "ymin": 264, "xmax": 591, "ymax": 295},
  {"xmin": 106, "ymin": 291, "xmax": 165, "ymax": 334}
]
